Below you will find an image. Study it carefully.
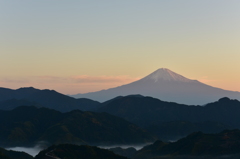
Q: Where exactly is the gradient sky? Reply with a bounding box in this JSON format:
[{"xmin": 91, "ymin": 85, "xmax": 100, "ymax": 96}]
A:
[{"xmin": 1, "ymin": 0, "xmax": 240, "ymax": 94}]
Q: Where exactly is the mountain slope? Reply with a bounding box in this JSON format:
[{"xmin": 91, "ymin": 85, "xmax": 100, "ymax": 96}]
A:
[
  {"xmin": 98, "ymin": 96, "xmax": 240, "ymax": 140},
  {"xmin": 0, "ymin": 87, "xmax": 100, "ymax": 112},
  {"xmin": 35, "ymin": 144, "xmax": 128, "ymax": 159},
  {"xmin": 134, "ymin": 130, "xmax": 240, "ymax": 159},
  {"xmin": 72, "ymin": 68, "xmax": 240, "ymax": 105},
  {"xmin": 98, "ymin": 96, "xmax": 240, "ymax": 127},
  {"xmin": 0, "ymin": 106, "xmax": 156, "ymax": 147},
  {"xmin": 0, "ymin": 147, "xmax": 33, "ymax": 159}
]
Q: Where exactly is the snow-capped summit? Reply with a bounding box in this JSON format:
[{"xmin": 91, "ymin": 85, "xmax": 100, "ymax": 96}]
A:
[
  {"xmin": 142, "ymin": 68, "xmax": 192, "ymax": 83},
  {"xmin": 71, "ymin": 68, "xmax": 240, "ymax": 105}
]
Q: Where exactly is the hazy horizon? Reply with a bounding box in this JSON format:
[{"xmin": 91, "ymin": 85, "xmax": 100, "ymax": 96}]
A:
[{"xmin": 1, "ymin": 1, "xmax": 240, "ymax": 94}]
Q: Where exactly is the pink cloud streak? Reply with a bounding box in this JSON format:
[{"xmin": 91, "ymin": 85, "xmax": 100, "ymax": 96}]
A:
[
  {"xmin": 72, "ymin": 75, "xmax": 140, "ymax": 84},
  {"xmin": 0, "ymin": 75, "xmax": 140, "ymax": 94}
]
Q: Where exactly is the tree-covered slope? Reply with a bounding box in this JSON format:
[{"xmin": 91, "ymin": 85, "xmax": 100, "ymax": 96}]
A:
[
  {"xmin": 98, "ymin": 96, "xmax": 240, "ymax": 140},
  {"xmin": 134, "ymin": 129, "xmax": 240, "ymax": 159},
  {"xmin": 0, "ymin": 106, "xmax": 156, "ymax": 147},
  {"xmin": 0, "ymin": 147, "xmax": 33, "ymax": 159},
  {"xmin": 35, "ymin": 144, "xmax": 128, "ymax": 159}
]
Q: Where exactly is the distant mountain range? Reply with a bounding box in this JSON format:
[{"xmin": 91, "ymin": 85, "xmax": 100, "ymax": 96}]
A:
[
  {"xmin": 1, "ymin": 86, "xmax": 240, "ymax": 142},
  {"xmin": 0, "ymin": 87, "xmax": 100, "ymax": 112},
  {"xmin": 97, "ymin": 95, "xmax": 240, "ymax": 140},
  {"xmin": 71, "ymin": 68, "xmax": 240, "ymax": 105},
  {"xmin": 0, "ymin": 106, "xmax": 156, "ymax": 147}
]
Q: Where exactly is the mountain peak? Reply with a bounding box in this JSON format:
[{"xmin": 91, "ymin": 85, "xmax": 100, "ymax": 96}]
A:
[
  {"xmin": 17, "ymin": 87, "xmax": 38, "ymax": 90},
  {"xmin": 142, "ymin": 68, "xmax": 193, "ymax": 82}
]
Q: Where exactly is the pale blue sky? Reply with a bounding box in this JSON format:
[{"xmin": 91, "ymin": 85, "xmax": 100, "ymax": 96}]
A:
[{"xmin": 1, "ymin": 1, "xmax": 240, "ymax": 94}]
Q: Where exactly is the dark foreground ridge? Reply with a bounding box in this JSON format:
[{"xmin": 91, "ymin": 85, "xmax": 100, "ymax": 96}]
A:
[
  {"xmin": 2, "ymin": 130, "xmax": 240, "ymax": 159},
  {"xmin": 0, "ymin": 147, "xmax": 33, "ymax": 159},
  {"xmin": 35, "ymin": 144, "xmax": 128, "ymax": 159},
  {"xmin": 0, "ymin": 144, "xmax": 128, "ymax": 159},
  {"xmin": 134, "ymin": 129, "xmax": 240, "ymax": 159}
]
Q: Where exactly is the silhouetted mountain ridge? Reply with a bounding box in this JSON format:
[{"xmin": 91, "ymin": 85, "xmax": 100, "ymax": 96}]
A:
[
  {"xmin": 98, "ymin": 96, "xmax": 240, "ymax": 140},
  {"xmin": 0, "ymin": 87, "xmax": 100, "ymax": 112}
]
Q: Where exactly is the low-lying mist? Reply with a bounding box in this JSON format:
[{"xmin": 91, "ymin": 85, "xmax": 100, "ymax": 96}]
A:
[
  {"xmin": 6, "ymin": 141, "xmax": 48, "ymax": 157},
  {"xmin": 99, "ymin": 143, "xmax": 152, "ymax": 150},
  {"xmin": 5, "ymin": 142, "xmax": 152, "ymax": 157}
]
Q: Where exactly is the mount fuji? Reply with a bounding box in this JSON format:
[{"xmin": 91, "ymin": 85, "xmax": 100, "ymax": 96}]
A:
[{"xmin": 71, "ymin": 68, "xmax": 240, "ymax": 105}]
